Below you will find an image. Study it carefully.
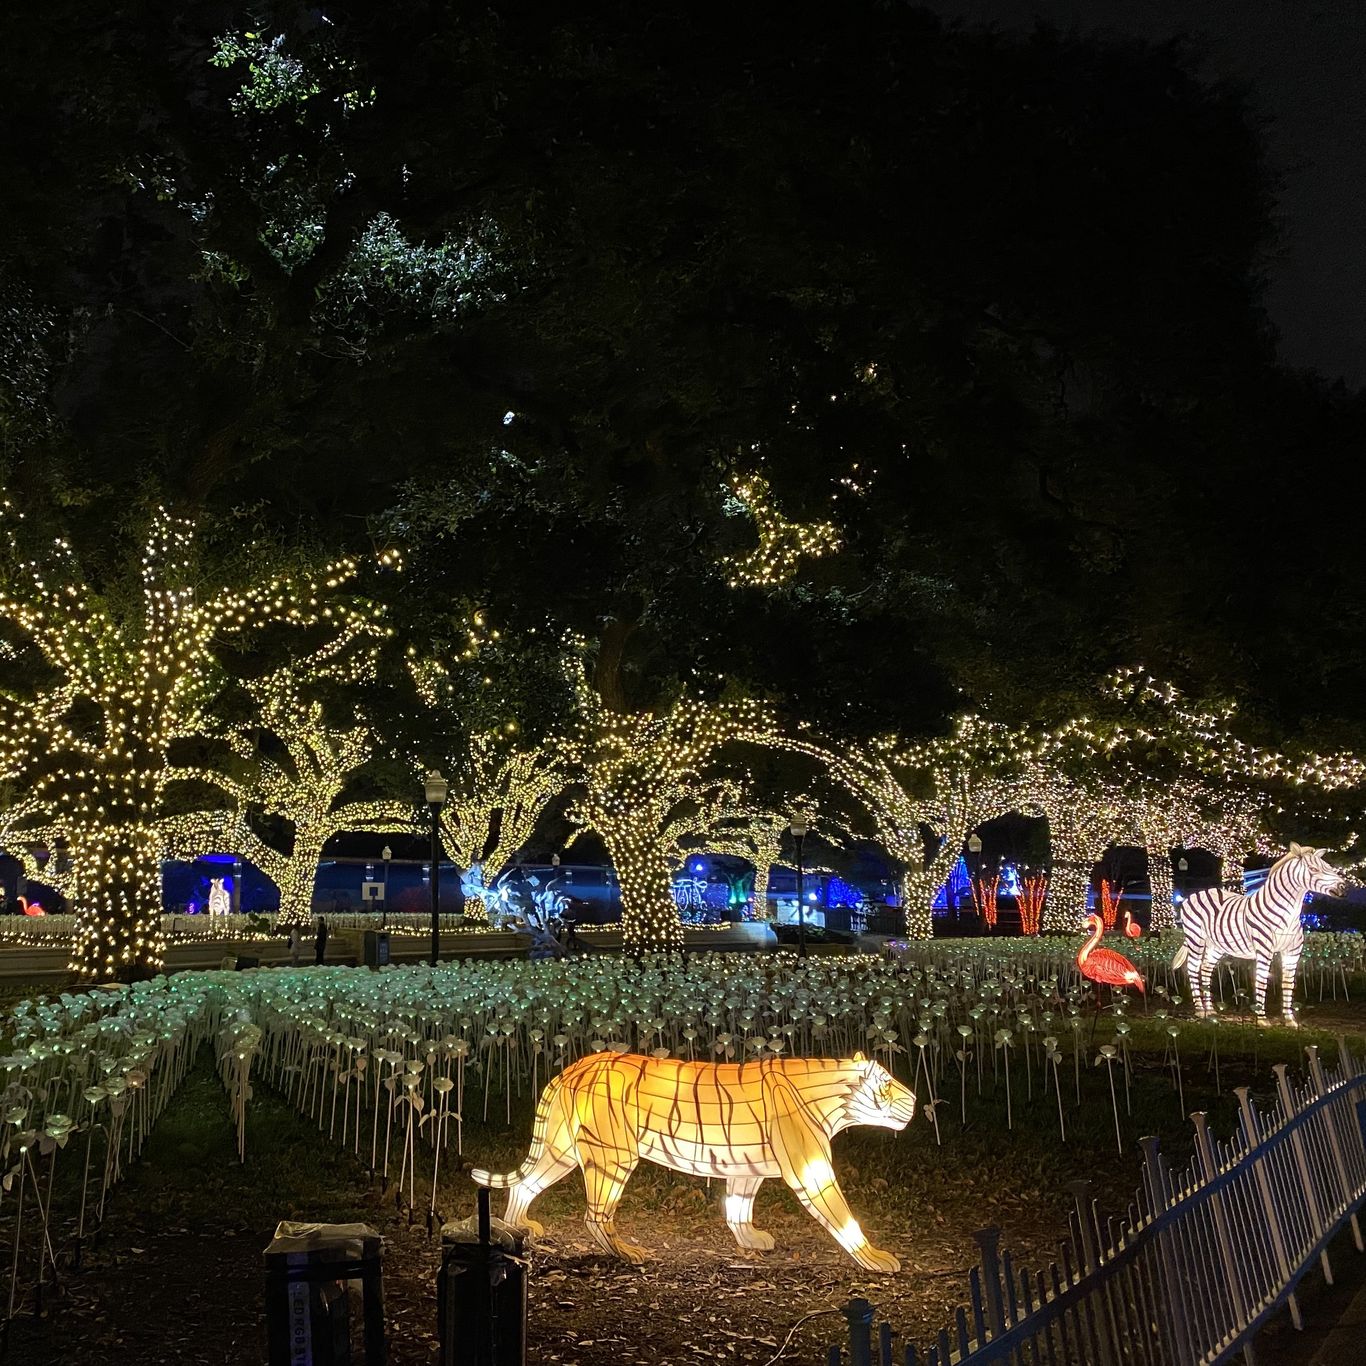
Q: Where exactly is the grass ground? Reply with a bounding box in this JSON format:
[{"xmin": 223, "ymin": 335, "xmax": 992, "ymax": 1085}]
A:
[{"xmin": 5, "ymin": 978, "xmax": 1366, "ymax": 1365}]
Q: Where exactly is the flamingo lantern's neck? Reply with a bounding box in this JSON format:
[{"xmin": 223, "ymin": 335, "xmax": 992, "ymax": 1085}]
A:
[{"xmin": 1078, "ymin": 914, "xmax": 1103, "ymax": 965}]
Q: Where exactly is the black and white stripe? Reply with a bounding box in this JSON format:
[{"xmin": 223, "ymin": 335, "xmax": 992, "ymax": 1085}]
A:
[{"xmin": 1173, "ymin": 844, "xmax": 1341, "ymax": 1022}]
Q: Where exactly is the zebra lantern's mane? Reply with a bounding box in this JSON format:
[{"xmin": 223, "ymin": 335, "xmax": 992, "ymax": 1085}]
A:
[{"xmin": 1244, "ymin": 850, "xmax": 1317, "ymax": 924}]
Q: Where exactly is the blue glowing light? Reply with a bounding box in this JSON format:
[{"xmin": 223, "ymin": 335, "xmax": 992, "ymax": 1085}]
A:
[{"xmin": 824, "ymin": 876, "xmax": 864, "ymax": 910}]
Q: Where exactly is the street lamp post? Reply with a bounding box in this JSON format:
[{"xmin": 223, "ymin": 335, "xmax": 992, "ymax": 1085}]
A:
[
  {"xmin": 381, "ymin": 845, "xmax": 392, "ymax": 930},
  {"xmin": 790, "ymin": 815, "xmax": 808, "ymax": 960},
  {"xmin": 424, "ymin": 772, "xmax": 448, "ymax": 966},
  {"xmin": 961, "ymin": 830, "xmax": 983, "ymax": 928},
  {"xmin": 966, "ymin": 833, "xmax": 983, "ymax": 923}
]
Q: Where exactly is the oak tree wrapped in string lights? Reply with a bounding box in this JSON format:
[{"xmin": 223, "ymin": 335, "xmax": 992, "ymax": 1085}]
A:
[
  {"xmin": 437, "ymin": 730, "xmax": 569, "ymax": 919},
  {"xmin": 780, "ymin": 715, "xmax": 1024, "ymax": 937},
  {"xmin": 678, "ymin": 799, "xmax": 831, "ymax": 920},
  {"xmin": 0, "ymin": 504, "xmax": 397, "ymax": 978},
  {"xmin": 166, "ymin": 589, "xmax": 420, "ymax": 926},
  {"xmin": 170, "ymin": 699, "xmax": 417, "ymax": 928},
  {"xmin": 472, "ymin": 1050, "xmax": 914, "ymax": 1270},
  {"xmin": 563, "ymin": 655, "xmax": 788, "ymax": 953}
]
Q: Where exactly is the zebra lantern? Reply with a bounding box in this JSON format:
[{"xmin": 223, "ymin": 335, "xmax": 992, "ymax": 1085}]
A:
[{"xmin": 1172, "ymin": 843, "xmax": 1342, "ymax": 1024}]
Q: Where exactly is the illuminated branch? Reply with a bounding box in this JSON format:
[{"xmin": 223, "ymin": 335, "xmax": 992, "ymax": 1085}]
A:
[
  {"xmin": 777, "ymin": 717, "xmax": 1014, "ymax": 937},
  {"xmin": 719, "ymin": 473, "xmax": 842, "ymax": 588}
]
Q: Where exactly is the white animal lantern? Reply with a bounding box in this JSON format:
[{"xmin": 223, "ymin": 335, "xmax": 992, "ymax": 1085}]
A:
[
  {"xmin": 207, "ymin": 876, "xmax": 231, "ymax": 917},
  {"xmin": 1173, "ymin": 843, "xmax": 1341, "ymax": 1023}
]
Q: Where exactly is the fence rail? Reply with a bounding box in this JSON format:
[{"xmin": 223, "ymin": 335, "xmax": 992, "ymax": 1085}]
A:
[{"xmin": 829, "ymin": 1039, "xmax": 1366, "ymax": 1366}]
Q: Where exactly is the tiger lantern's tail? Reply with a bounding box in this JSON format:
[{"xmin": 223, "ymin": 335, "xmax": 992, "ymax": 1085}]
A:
[{"xmin": 469, "ymin": 1073, "xmax": 560, "ymax": 1189}]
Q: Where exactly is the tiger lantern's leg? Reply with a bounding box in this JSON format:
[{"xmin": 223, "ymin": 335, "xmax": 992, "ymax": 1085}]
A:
[
  {"xmin": 578, "ymin": 1142, "xmax": 646, "ymax": 1263},
  {"xmin": 725, "ymin": 1175, "xmax": 774, "ymax": 1251},
  {"xmin": 765, "ymin": 1077, "xmax": 899, "ymax": 1273},
  {"xmin": 502, "ymin": 1141, "xmax": 577, "ymax": 1239},
  {"xmin": 570, "ymin": 1058, "xmax": 649, "ymax": 1262}
]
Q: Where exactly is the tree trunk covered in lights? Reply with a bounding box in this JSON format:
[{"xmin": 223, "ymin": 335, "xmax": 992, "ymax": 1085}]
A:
[
  {"xmin": 752, "ymin": 861, "xmax": 771, "ymax": 919},
  {"xmin": 900, "ymin": 867, "xmax": 938, "ymax": 939},
  {"xmin": 603, "ymin": 824, "xmax": 683, "ymax": 954},
  {"xmin": 1046, "ymin": 853, "xmax": 1092, "ymax": 930},
  {"xmin": 1221, "ymin": 853, "xmax": 1248, "ymax": 893},
  {"xmin": 68, "ymin": 822, "xmax": 167, "ymax": 981},
  {"xmin": 273, "ymin": 840, "xmax": 323, "ymax": 928},
  {"xmin": 1147, "ymin": 851, "xmax": 1176, "ymax": 931}
]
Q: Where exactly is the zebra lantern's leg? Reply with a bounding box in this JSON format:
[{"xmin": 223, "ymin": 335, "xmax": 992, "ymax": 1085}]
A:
[
  {"xmin": 725, "ymin": 1175, "xmax": 774, "ymax": 1251},
  {"xmin": 1196, "ymin": 956, "xmax": 1217, "ymax": 1018},
  {"xmin": 1280, "ymin": 946, "xmax": 1302, "ymax": 1026},
  {"xmin": 1252, "ymin": 953, "xmax": 1272, "ymax": 1020}
]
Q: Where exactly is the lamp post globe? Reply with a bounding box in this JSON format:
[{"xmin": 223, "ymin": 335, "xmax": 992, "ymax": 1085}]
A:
[
  {"xmin": 425, "ymin": 772, "xmax": 448, "ymax": 965},
  {"xmin": 789, "ymin": 815, "xmax": 809, "ymax": 960}
]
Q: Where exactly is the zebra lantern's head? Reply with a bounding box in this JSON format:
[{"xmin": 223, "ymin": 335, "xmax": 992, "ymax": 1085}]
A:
[{"xmin": 1286, "ymin": 844, "xmax": 1343, "ymax": 897}]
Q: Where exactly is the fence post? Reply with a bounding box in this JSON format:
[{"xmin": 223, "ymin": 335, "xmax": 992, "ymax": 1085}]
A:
[
  {"xmin": 1336, "ymin": 1035, "xmax": 1358, "ymax": 1086},
  {"xmin": 1141, "ymin": 1135, "xmax": 1198, "ymax": 1364},
  {"xmin": 1275, "ymin": 1062, "xmax": 1335, "ymax": 1285},
  {"xmin": 1192, "ymin": 1111, "xmax": 1256, "ymax": 1365},
  {"xmin": 1068, "ymin": 1179, "xmax": 1117, "ymax": 1366},
  {"xmin": 973, "ymin": 1226, "xmax": 1006, "ymax": 1342},
  {"xmin": 844, "ymin": 1297, "xmax": 875, "ymax": 1366},
  {"xmin": 1234, "ymin": 1086, "xmax": 1302, "ymax": 1330},
  {"xmin": 1306, "ymin": 1044, "xmax": 1365, "ymax": 1253}
]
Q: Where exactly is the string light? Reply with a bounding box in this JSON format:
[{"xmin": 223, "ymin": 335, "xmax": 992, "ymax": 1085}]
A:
[{"xmin": 720, "ymin": 473, "xmax": 842, "ymax": 587}]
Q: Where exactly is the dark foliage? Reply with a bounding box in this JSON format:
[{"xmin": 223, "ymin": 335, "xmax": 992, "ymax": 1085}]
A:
[{"xmin": 1, "ymin": 0, "xmax": 1357, "ymax": 741}]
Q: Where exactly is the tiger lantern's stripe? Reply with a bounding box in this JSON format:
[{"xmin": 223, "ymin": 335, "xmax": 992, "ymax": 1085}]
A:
[
  {"xmin": 1172, "ymin": 844, "xmax": 1341, "ymax": 1022},
  {"xmin": 471, "ymin": 1051, "xmax": 914, "ymax": 1272}
]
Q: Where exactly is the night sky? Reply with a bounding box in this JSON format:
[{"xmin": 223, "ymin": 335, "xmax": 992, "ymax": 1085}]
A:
[{"xmin": 928, "ymin": 0, "xmax": 1366, "ymax": 386}]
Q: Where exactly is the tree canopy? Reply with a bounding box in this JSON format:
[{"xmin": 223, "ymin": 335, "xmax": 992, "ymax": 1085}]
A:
[{"xmin": 2, "ymin": 0, "xmax": 1362, "ymax": 747}]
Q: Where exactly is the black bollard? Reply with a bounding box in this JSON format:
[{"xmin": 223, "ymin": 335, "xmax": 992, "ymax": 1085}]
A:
[{"xmin": 437, "ymin": 1189, "xmax": 527, "ymax": 1366}]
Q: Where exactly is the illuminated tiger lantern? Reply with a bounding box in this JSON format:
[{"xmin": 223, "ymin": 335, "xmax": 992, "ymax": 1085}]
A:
[{"xmin": 471, "ymin": 1051, "xmax": 914, "ymax": 1271}]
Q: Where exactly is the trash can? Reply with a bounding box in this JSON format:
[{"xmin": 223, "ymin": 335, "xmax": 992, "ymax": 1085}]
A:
[
  {"xmin": 264, "ymin": 1220, "xmax": 385, "ymax": 1365},
  {"xmin": 363, "ymin": 931, "xmax": 390, "ymax": 968},
  {"xmin": 437, "ymin": 1192, "xmax": 527, "ymax": 1366}
]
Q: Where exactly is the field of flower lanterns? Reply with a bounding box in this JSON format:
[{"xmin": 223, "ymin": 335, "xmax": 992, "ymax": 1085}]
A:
[{"xmin": 0, "ymin": 937, "xmax": 1363, "ymax": 1364}]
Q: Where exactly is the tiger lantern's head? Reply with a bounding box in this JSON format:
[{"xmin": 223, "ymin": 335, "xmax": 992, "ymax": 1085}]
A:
[
  {"xmin": 840, "ymin": 1054, "xmax": 916, "ymax": 1132},
  {"xmin": 1286, "ymin": 843, "xmax": 1344, "ymax": 898}
]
